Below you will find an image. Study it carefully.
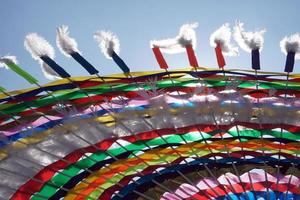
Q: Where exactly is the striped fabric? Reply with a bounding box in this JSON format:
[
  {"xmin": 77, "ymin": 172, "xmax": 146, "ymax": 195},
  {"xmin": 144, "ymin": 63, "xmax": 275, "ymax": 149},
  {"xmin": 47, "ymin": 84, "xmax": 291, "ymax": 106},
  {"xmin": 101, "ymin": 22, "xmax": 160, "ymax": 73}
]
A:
[{"xmin": 0, "ymin": 68, "xmax": 299, "ymax": 200}]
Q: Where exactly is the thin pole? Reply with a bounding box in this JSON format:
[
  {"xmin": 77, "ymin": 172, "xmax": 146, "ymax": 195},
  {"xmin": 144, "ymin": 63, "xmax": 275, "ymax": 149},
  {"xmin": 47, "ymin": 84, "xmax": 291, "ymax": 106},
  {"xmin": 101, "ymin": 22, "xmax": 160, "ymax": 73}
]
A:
[
  {"xmin": 254, "ymin": 69, "xmax": 271, "ymax": 200},
  {"xmin": 280, "ymin": 72, "xmax": 292, "ymax": 200}
]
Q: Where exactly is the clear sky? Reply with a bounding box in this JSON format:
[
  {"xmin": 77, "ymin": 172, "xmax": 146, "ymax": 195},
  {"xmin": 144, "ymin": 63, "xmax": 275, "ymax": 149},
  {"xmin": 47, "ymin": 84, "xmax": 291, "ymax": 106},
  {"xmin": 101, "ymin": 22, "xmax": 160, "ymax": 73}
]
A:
[{"xmin": 0, "ymin": 0, "xmax": 300, "ymax": 90}]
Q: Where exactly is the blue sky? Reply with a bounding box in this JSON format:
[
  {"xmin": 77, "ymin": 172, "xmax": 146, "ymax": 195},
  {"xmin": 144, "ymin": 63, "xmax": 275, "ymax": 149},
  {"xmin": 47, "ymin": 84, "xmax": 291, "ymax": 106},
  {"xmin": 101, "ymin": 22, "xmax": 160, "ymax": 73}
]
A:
[{"xmin": 0, "ymin": 0, "xmax": 300, "ymax": 90}]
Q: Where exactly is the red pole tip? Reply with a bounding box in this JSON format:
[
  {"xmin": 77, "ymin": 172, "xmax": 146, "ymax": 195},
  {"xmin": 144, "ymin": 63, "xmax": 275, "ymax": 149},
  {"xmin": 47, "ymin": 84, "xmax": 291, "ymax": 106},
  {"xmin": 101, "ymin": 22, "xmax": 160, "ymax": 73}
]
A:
[
  {"xmin": 152, "ymin": 47, "xmax": 169, "ymax": 69},
  {"xmin": 185, "ymin": 44, "xmax": 199, "ymax": 68},
  {"xmin": 215, "ymin": 43, "xmax": 226, "ymax": 69}
]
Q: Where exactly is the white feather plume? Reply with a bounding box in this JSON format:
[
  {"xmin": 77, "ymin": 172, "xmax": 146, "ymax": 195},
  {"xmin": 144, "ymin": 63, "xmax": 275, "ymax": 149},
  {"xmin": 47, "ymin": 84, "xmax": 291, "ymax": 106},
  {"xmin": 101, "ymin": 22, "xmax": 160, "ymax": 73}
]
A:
[
  {"xmin": 150, "ymin": 22, "xmax": 198, "ymax": 54},
  {"xmin": 0, "ymin": 55, "xmax": 18, "ymax": 69},
  {"xmin": 93, "ymin": 31, "xmax": 120, "ymax": 59},
  {"xmin": 56, "ymin": 25, "xmax": 79, "ymax": 57},
  {"xmin": 210, "ymin": 23, "xmax": 239, "ymax": 56},
  {"xmin": 280, "ymin": 33, "xmax": 300, "ymax": 59},
  {"xmin": 233, "ymin": 21, "xmax": 266, "ymax": 53},
  {"xmin": 41, "ymin": 63, "xmax": 61, "ymax": 80},
  {"xmin": 24, "ymin": 33, "xmax": 61, "ymax": 80},
  {"xmin": 24, "ymin": 33, "xmax": 55, "ymax": 60}
]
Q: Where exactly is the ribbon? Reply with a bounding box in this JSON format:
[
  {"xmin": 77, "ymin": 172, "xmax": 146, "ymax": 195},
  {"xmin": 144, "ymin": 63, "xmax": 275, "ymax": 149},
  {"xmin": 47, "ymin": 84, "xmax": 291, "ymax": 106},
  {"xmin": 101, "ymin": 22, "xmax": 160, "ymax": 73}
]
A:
[{"xmin": 70, "ymin": 52, "xmax": 99, "ymax": 75}]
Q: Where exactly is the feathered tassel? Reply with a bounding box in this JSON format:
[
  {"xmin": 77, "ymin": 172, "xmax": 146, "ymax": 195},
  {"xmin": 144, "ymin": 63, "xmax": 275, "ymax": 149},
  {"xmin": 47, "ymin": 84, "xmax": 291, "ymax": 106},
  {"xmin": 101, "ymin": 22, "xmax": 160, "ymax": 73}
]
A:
[
  {"xmin": 94, "ymin": 31, "xmax": 130, "ymax": 73},
  {"xmin": 280, "ymin": 33, "xmax": 300, "ymax": 72},
  {"xmin": 0, "ymin": 55, "xmax": 38, "ymax": 84},
  {"xmin": 0, "ymin": 55, "xmax": 18, "ymax": 69},
  {"xmin": 24, "ymin": 33, "xmax": 70, "ymax": 80},
  {"xmin": 210, "ymin": 23, "xmax": 238, "ymax": 68},
  {"xmin": 150, "ymin": 23, "xmax": 198, "ymax": 54},
  {"xmin": 56, "ymin": 25, "xmax": 79, "ymax": 57},
  {"xmin": 56, "ymin": 25, "xmax": 99, "ymax": 75},
  {"xmin": 233, "ymin": 21, "xmax": 266, "ymax": 70},
  {"xmin": 150, "ymin": 23, "xmax": 199, "ymax": 68}
]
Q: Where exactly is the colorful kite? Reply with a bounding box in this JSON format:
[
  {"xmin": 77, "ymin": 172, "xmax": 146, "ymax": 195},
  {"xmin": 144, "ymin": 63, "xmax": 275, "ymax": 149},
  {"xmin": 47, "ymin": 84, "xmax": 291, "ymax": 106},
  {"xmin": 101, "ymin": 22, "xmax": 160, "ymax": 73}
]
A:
[{"xmin": 0, "ymin": 22, "xmax": 299, "ymax": 200}]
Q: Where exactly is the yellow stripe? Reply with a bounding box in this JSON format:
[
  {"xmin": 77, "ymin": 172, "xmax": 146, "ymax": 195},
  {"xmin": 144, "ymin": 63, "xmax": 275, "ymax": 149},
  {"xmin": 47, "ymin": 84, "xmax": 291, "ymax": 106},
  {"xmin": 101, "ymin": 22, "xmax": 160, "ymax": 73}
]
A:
[{"xmin": 2, "ymin": 67, "xmax": 300, "ymax": 98}]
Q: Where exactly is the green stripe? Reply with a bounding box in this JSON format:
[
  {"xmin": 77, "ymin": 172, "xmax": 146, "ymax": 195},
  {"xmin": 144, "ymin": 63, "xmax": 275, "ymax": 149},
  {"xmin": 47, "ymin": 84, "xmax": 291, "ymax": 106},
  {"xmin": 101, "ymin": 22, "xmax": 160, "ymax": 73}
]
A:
[
  {"xmin": 1, "ymin": 78, "xmax": 300, "ymax": 115},
  {"xmin": 32, "ymin": 129, "xmax": 300, "ymax": 198},
  {"xmin": 0, "ymin": 86, "xmax": 5, "ymax": 92},
  {"xmin": 7, "ymin": 63, "xmax": 38, "ymax": 84}
]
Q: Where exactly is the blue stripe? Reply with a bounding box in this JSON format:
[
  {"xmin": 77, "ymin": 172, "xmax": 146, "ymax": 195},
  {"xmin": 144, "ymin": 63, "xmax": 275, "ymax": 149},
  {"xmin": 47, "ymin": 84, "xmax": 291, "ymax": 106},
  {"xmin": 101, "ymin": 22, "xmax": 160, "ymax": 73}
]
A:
[
  {"xmin": 71, "ymin": 52, "xmax": 99, "ymax": 75},
  {"xmin": 40, "ymin": 56, "xmax": 71, "ymax": 78},
  {"xmin": 112, "ymin": 51, "xmax": 130, "ymax": 73}
]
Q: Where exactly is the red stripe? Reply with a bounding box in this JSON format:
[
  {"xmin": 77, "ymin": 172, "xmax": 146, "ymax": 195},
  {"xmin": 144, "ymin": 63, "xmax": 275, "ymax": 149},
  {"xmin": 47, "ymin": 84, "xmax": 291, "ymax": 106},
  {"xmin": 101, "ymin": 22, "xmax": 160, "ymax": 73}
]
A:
[
  {"xmin": 2, "ymin": 86, "xmax": 300, "ymax": 127},
  {"xmin": 215, "ymin": 43, "xmax": 226, "ymax": 68},
  {"xmin": 185, "ymin": 44, "xmax": 199, "ymax": 68},
  {"xmin": 152, "ymin": 47, "xmax": 169, "ymax": 69}
]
